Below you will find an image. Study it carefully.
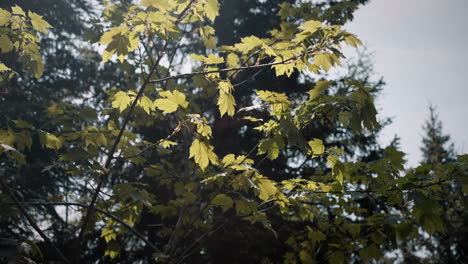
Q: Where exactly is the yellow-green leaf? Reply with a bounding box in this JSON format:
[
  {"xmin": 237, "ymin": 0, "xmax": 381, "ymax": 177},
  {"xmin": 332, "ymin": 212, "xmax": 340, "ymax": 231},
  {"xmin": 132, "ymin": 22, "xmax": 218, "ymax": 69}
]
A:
[
  {"xmin": 190, "ymin": 53, "xmax": 224, "ymax": 64},
  {"xmin": 308, "ymin": 80, "xmax": 332, "ymax": 99},
  {"xmin": 234, "ymin": 36, "xmax": 263, "ymax": 54},
  {"xmin": 258, "ymin": 178, "xmax": 277, "ymax": 201},
  {"xmin": 218, "ymin": 81, "xmax": 233, "ymax": 93},
  {"xmin": 38, "ymin": 131, "xmax": 63, "ymax": 150},
  {"xmin": 138, "ymin": 96, "xmax": 153, "ymax": 115},
  {"xmin": 205, "ymin": 53, "xmax": 224, "ymax": 64},
  {"xmin": 141, "ymin": 0, "xmax": 177, "ymax": 11},
  {"xmin": 0, "ymin": 35, "xmax": 13, "ymax": 53},
  {"xmin": 235, "ymin": 199, "xmax": 257, "ymax": 215},
  {"xmin": 112, "ymin": 91, "xmax": 132, "ymax": 113},
  {"xmin": 272, "ymin": 58, "xmax": 295, "ymax": 77},
  {"xmin": 11, "ymin": 5, "xmax": 25, "ymax": 16},
  {"xmin": 299, "ymin": 20, "xmax": 321, "ymax": 34},
  {"xmin": 258, "ymin": 136, "xmax": 284, "ymax": 160},
  {"xmin": 189, "ymin": 139, "xmax": 218, "ymax": 170},
  {"xmin": 314, "ymin": 53, "xmax": 341, "ymax": 72},
  {"xmin": 344, "ymin": 33, "xmax": 362, "ymax": 48},
  {"xmin": 154, "ymin": 90, "xmax": 189, "ymax": 114},
  {"xmin": 0, "ymin": 9, "xmax": 11, "ymax": 26},
  {"xmin": 226, "ymin": 53, "xmax": 239, "ymax": 68},
  {"xmin": 0, "ymin": 63, "xmax": 10, "ymax": 72},
  {"xmin": 160, "ymin": 140, "xmax": 177, "ymax": 149},
  {"xmin": 12, "ymin": 120, "xmax": 32, "ymax": 129},
  {"xmin": 205, "ymin": 0, "xmax": 219, "ymax": 22},
  {"xmin": 217, "ymin": 93, "xmax": 236, "ymax": 117},
  {"xmin": 222, "ymin": 154, "xmax": 236, "ymax": 167},
  {"xmin": 308, "ymin": 138, "xmax": 324, "ymax": 156},
  {"xmin": 28, "ymin": 11, "xmax": 52, "ymax": 34},
  {"xmin": 211, "ymin": 194, "xmax": 233, "ymax": 212},
  {"xmin": 101, "ymin": 228, "xmax": 117, "ymax": 243},
  {"xmin": 153, "ymin": 98, "xmax": 178, "ymax": 114}
]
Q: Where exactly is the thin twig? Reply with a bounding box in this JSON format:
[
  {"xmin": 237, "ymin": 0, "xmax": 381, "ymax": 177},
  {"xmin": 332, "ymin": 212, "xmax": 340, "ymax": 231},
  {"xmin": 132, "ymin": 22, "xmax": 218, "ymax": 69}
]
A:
[
  {"xmin": 149, "ymin": 57, "xmax": 297, "ymax": 84},
  {"xmin": 113, "ymin": 121, "xmax": 182, "ymax": 160}
]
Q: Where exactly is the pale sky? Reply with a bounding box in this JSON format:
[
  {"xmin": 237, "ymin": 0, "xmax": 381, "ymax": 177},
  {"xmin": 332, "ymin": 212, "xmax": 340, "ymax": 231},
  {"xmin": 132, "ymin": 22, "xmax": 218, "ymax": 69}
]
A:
[{"xmin": 343, "ymin": 0, "xmax": 468, "ymax": 167}]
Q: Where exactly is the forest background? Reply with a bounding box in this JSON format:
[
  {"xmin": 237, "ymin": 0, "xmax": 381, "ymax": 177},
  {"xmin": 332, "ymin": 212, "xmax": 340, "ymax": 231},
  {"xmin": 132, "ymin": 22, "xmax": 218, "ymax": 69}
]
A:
[{"xmin": 0, "ymin": 0, "xmax": 467, "ymax": 263}]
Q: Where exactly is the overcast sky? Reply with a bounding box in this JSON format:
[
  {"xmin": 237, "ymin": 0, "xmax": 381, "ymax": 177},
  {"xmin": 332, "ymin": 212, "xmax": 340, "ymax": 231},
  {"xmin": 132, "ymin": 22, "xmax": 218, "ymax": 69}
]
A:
[{"xmin": 342, "ymin": 0, "xmax": 468, "ymax": 166}]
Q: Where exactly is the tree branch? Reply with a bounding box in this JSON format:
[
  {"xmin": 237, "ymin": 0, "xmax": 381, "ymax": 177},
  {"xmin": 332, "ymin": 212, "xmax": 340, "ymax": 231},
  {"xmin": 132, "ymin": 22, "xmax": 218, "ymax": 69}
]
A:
[
  {"xmin": 1, "ymin": 201, "xmax": 162, "ymax": 254},
  {"xmin": 113, "ymin": 121, "xmax": 182, "ymax": 160},
  {"xmin": 77, "ymin": 0, "xmax": 198, "ymax": 255},
  {"xmin": 149, "ymin": 57, "xmax": 296, "ymax": 84},
  {"xmin": 0, "ymin": 179, "xmax": 71, "ymax": 264}
]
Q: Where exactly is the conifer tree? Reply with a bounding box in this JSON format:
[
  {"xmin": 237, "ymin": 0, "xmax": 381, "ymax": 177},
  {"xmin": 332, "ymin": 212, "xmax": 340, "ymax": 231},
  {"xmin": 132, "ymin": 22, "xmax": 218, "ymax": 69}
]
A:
[{"xmin": 420, "ymin": 105, "xmax": 455, "ymax": 165}]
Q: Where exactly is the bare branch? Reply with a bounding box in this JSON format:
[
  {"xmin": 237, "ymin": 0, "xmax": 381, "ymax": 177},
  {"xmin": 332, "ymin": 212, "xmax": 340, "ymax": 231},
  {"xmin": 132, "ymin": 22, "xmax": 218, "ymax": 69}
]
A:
[{"xmin": 0, "ymin": 179, "xmax": 71, "ymax": 264}]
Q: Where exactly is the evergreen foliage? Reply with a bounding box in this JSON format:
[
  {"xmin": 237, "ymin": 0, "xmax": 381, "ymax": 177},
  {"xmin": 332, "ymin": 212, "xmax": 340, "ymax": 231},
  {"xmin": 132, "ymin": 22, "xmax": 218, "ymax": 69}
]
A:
[{"xmin": 421, "ymin": 104, "xmax": 455, "ymax": 165}]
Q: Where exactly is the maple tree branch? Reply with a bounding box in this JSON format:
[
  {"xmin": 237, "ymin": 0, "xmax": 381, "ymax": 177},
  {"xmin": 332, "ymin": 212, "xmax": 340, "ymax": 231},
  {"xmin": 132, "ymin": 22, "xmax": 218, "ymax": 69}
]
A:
[
  {"xmin": 0, "ymin": 179, "xmax": 71, "ymax": 264},
  {"xmin": 1, "ymin": 201, "xmax": 161, "ymax": 253},
  {"xmin": 77, "ymin": 0, "xmax": 198, "ymax": 255},
  {"xmin": 149, "ymin": 57, "xmax": 295, "ymax": 84}
]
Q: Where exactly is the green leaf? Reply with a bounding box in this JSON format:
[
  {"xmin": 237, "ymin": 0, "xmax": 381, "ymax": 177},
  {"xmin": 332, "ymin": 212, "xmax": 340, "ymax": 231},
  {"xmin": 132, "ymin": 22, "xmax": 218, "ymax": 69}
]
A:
[
  {"xmin": 154, "ymin": 90, "xmax": 189, "ymax": 114},
  {"xmin": 235, "ymin": 199, "xmax": 257, "ymax": 215},
  {"xmin": 189, "ymin": 139, "xmax": 218, "ymax": 170},
  {"xmin": 0, "ymin": 63, "xmax": 10, "ymax": 72},
  {"xmin": 308, "ymin": 81, "xmax": 332, "ymax": 99},
  {"xmin": 359, "ymin": 244, "xmax": 381, "ymax": 260},
  {"xmin": 308, "ymin": 138, "xmax": 324, "ymax": 156},
  {"xmin": 190, "ymin": 53, "xmax": 224, "ymax": 64},
  {"xmin": 234, "ymin": 36, "xmax": 263, "ymax": 54},
  {"xmin": 211, "ymin": 194, "xmax": 233, "ymax": 212},
  {"xmin": 28, "ymin": 11, "xmax": 52, "ymax": 34},
  {"xmin": 104, "ymin": 241, "xmax": 120, "ymax": 259},
  {"xmin": 112, "ymin": 91, "xmax": 132, "ymax": 113},
  {"xmin": 0, "ymin": 143, "xmax": 26, "ymax": 164},
  {"xmin": 222, "ymin": 154, "xmax": 236, "ymax": 166},
  {"xmin": 205, "ymin": 0, "xmax": 219, "ymax": 22},
  {"xmin": 12, "ymin": 120, "xmax": 32, "ymax": 129},
  {"xmin": 327, "ymin": 154, "xmax": 338, "ymax": 168},
  {"xmin": 101, "ymin": 228, "xmax": 117, "ymax": 243},
  {"xmin": 141, "ymin": 0, "xmax": 177, "ymax": 11},
  {"xmin": 38, "ymin": 131, "xmax": 63, "ymax": 150},
  {"xmin": 205, "ymin": 53, "xmax": 224, "ymax": 64},
  {"xmin": 218, "ymin": 81, "xmax": 233, "ymax": 93},
  {"xmin": 462, "ymin": 184, "xmax": 468, "ymax": 194},
  {"xmin": 138, "ymin": 96, "xmax": 153, "ymax": 114},
  {"xmin": 218, "ymin": 93, "xmax": 236, "ymax": 117},
  {"xmin": 272, "ymin": 58, "xmax": 295, "ymax": 77},
  {"xmin": 314, "ymin": 53, "xmax": 333, "ymax": 72},
  {"xmin": 11, "ymin": 5, "xmax": 25, "ymax": 16},
  {"xmin": 258, "ymin": 136, "xmax": 284, "ymax": 160},
  {"xmin": 329, "ymin": 147, "xmax": 344, "ymax": 155},
  {"xmin": 327, "ymin": 155, "xmax": 345, "ymax": 184},
  {"xmin": 339, "ymin": 111, "xmax": 351, "ymax": 126},
  {"xmin": 258, "ymin": 178, "xmax": 277, "ymax": 201},
  {"xmin": 0, "ymin": 9, "xmax": 11, "ymax": 26},
  {"xmin": 226, "ymin": 53, "xmax": 239, "ymax": 68},
  {"xmin": 160, "ymin": 140, "xmax": 177, "ymax": 149},
  {"xmin": 299, "ymin": 20, "xmax": 321, "ymax": 34},
  {"xmin": 0, "ymin": 35, "xmax": 13, "ymax": 53},
  {"xmin": 344, "ymin": 33, "xmax": 362, "ymax": 48}
]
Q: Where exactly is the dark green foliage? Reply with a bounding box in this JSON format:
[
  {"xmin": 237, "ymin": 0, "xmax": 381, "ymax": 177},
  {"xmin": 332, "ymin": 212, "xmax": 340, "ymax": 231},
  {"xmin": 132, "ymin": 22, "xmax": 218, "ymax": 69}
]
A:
[{"xmin": 421, "ymin": 104, "xmax": 455, "ymax": 165}]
